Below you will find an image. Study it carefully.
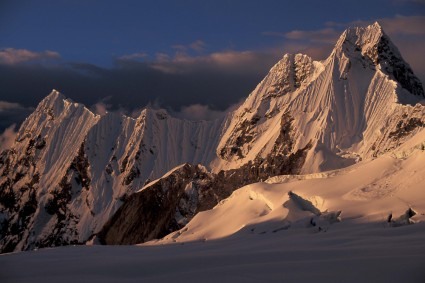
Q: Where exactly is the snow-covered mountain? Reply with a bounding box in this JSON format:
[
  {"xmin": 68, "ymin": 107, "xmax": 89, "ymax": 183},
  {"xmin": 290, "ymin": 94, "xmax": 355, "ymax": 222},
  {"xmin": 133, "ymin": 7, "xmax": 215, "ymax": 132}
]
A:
[
  {"xmin": 214, "ymin": 22, "xmax": 424, "ymax": 173},
  {"xmin": 0, "ymin": 22, "xmax": 424, "ymax": 252},
  {"xmin": 0, "ymin": 92, "xmax": 225, "ymax": 252}
]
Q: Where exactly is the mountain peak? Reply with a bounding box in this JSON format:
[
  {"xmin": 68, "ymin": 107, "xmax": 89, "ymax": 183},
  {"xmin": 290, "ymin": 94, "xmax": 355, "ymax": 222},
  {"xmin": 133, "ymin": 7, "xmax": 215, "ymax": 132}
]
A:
[
  {"xmin": 43, "ymin": 89, "xmax": 66, "ymax": 105},
  {"xmin": 260, "ymin": 53, "xmax": 316, "ymax": 100},
  {"xmin": 336, "ymin": 22, "xmax": 384, "ymax": 51},
  {"xmin": 371, "ymin": 21, "xmax": 383, "ymax": 30},
  {"xmin": 335, "ymin": 22, "xmax": 424, "ymax": 97},
  {"xmin": 34, "ymin": 89, "xmax": 68, "ymax": 117}
]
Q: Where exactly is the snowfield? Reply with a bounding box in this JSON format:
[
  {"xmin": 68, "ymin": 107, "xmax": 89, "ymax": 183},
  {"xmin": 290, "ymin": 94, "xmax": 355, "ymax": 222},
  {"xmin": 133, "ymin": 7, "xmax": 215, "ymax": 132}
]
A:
[
  {"xmin": 0, "ymin": 225, "xmax": 425, "ymax": 283},
  {"xmin": 1, "ymin": 223, "xmax": 424, "ymax": 282},
  {"xmin": 1, "ymin": 137, "xmax": 425, "ymax": 282}
]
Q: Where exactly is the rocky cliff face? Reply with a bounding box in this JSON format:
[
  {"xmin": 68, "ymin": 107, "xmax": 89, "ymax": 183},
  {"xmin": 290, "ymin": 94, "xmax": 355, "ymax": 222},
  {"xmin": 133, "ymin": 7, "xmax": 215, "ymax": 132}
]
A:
[
  {"xmin": 1, "ymin": 22, "xmax": 424, "ymax": 252},
  {"xmin": 99, "ymin": 164, "xmax": 222, "ymax": 245}
]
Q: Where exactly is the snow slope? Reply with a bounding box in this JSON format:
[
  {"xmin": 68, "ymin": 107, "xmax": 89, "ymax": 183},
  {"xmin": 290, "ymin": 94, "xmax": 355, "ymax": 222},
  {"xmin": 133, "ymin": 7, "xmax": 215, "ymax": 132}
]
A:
[
  {"xmin": 0, "ymin": 223, "xmax": 424, "ymax": 283},
  {"xmin": 152, "ymin": 131, "xmax": 425, "ymax": 244}
]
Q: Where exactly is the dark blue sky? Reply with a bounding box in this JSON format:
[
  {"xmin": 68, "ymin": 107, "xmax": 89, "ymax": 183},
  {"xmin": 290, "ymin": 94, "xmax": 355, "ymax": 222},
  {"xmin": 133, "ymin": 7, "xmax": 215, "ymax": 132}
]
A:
[
  {"xmin": 1, "ymin": 0, "xmax": 422, "ymax": 65},
  {"xmin": 0, "ymin": 0, "xmax": 424, "ymax": 132}
]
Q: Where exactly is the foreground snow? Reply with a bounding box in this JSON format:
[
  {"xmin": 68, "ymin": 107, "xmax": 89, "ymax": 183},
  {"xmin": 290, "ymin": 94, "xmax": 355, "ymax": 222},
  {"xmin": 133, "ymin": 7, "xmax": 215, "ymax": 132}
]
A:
[{"xmin": 1, "ymin": 222, "xmax": 424, "ymax": 282}]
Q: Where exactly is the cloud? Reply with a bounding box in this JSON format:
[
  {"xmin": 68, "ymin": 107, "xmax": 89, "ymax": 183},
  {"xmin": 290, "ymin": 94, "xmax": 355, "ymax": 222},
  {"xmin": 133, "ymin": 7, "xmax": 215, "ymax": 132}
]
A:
[
  {"xmin": 264, "ymin": 28, "xmax": 339, "ymax": 44},
  {"xmin": 189, "ymin": 40, "xmax": 206, "ymax": 52},
  {"xmin": 0, "ymin": 48, "xmax": 276, "ymax": 129},
  {"xmin": 173, "ymin": 104, "xmax": 227, "ymax": 121},
  {"xmin": 0, "ymin": 124, "xmax": 17, "ymax": 152},
  {"xmin": 172, "ymin": 40, "xmax": 207, "ymax": 53},
  {"xmin": 171, "ymin": 99, "xmax": 244, "ymax": 121},
  {"xmin": 93, "ymin": 102, "xmax": 109, "ymax": 115},
  {"xmin": 261, "ymin": 31, "xmax": 286, "ymax": 38},
  {"xmin": 91, "ymin": 97, "xmax": 113, "ymax": 116},
  {"xmin": 0, "ymin": 48, "xmax": 60, "ymax": 65},
  {"xmin": 172, "ymin": 44, "xmax": 187, "ymax": 52},
  {"xmin": 155, "ymin": 52, "xmax": 171, "ymax": 62},
  {"xmin": 150, "ymin": 50, "xmax": 278, "ymax": 74},
  {"xmin": 118, "ymin": 52, "xmax": 148, "ymax": 61},
  {"xmin": 280, "ymin": 43, "xmax": 333, "ymax": 61},
  {"xmin": 324, "ymin": 15, "xmax": 425, "ymax": 36},
  {"xmin": 378, "ymin": 15, "xmax": 425, "ymax": 36},
  {"xmin": 263, "ymin": 28, "xmax": 340, "ymax": 61},
  {"xmin": 284, "ymin": 28, "xmax": 340, "ymax": 44},
  {"xmin": 0, "ymin": 101, "xmax": 26, "ymax": 111},
  {"xmin": 0, "ymin": 100, "xmax": 34, "ymax": 132}
]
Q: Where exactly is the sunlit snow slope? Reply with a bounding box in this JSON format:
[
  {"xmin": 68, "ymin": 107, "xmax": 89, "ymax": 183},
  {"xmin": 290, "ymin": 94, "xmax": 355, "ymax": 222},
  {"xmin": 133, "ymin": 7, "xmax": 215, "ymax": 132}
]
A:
[{"xmin": 153, "ymin": 129, "xmax": 425, "ymax": 244}]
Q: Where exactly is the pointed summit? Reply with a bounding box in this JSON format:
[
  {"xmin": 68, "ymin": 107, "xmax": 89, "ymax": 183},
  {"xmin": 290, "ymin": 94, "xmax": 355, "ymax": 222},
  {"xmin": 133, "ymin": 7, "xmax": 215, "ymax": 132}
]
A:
[
  {"xmin": 371, "ymin": 21, "xmax": 383, "ymax": 30},
  {"xmin": 36, "ymin": 89, "xmax": 67, "ymax": 115},
  {"xmin": 334, "ymin": 22, "xmax": 424, "ymax": 97},
  {"xmin": 336, "ymin": 21, "xmax": 383, "ymax": 49},
  {"xmin": 42, "ymin": 89, "xmax": 66, "ymax": 104},
  {"xmin": 261, "ymin": 53, "xmax": 316, "ymax": 99}
]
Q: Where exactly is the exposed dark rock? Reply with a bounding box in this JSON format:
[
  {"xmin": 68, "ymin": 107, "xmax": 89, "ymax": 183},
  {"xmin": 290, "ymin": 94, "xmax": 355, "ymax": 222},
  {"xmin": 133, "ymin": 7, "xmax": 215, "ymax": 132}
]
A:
[
  {"xmin": 123, "ymin": 166, "xmax": 140, "ymax": 186},
  {"xmin": 34, "ymin": 136, "xmax": 46, "ymax": 150},
  {"xmin": 375, "ymin": 36, "xmax": 424, "ymax": 97},
  {"xmin": 0, "ymin": 175, "xmax": 39, "ymax": 253},
  {"xmin": 69, "ymin": 142, "xmax": 91, "ymax": 190},
  {"xmin": 120, "ymin": 155, "xmax": 129, "ymax": 173},
  {"xmin": 219, "ymin": 118, "xmax": 257, "ymax": 160},
  {"xmin": 98, "ymin": 164, "xmax": 222, "ymax": 245},
  {"xmin": 105, "ymin": 163, "xmax": 113, "ymax": 175},
  {"xmin": 45, "ymin": 107, "xmax": 55, "ymax": 120},
  {"xmin": 362, "ymin": 34, "xmax": 424, "ymax": 98},
  {"xmin": 39, "ymin": 175, "xmax": 79, "ymax": 249},
  {"xmin": 156, "ymin": 111, "xmax": 168, "ymax": 120},
  {"xmin": 0, "ymin": 132, "xmax": 44, "ymax": 253},
  {"xmin": 0, "ymin": 178, "xmax": 16, "ymax": 210},
  {"xmin": 45, "ymin": 177, "xmax": 72, "ymax": 217},
  {"xmin": 389, "ymin": 118, "xmax": 424, "ymax": 140},
  {"xmin": 263, "ymin": 54, "xmax": 314, "ymax": 100},
  {"xmin": 389, "ymin": 208, "xmax": 417, "ymax": 227},
  {"xmin": 219, "ymin": 110, "xmax": 303, "ymax": 163}
]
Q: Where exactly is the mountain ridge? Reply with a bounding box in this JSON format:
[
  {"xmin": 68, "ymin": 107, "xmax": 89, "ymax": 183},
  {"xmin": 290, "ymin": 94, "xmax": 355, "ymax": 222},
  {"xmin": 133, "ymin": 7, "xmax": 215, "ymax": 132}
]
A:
[{"xmin": 1, "ymin": 22, "xmax": 424, "ymax": 252}]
